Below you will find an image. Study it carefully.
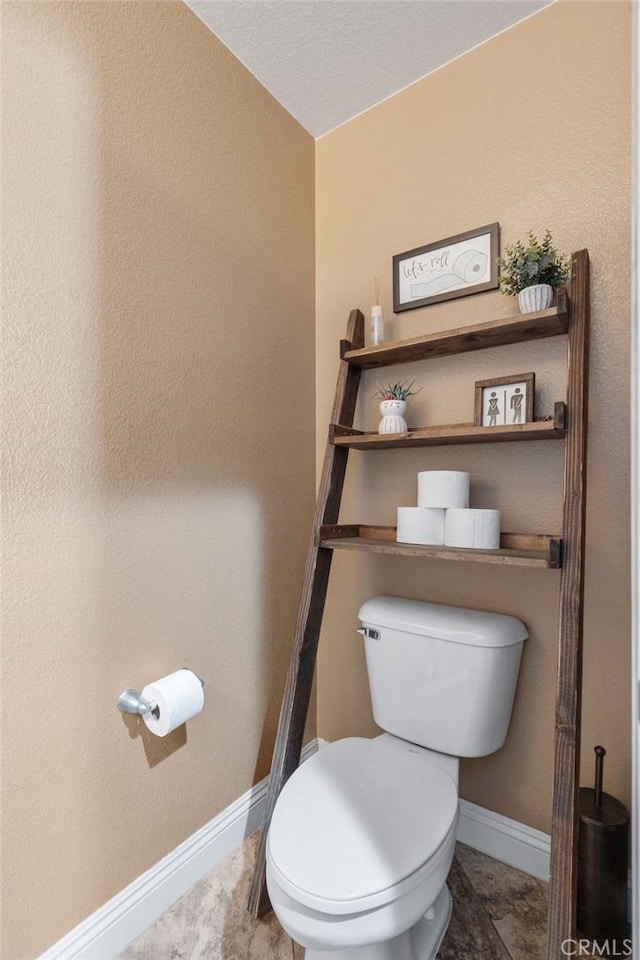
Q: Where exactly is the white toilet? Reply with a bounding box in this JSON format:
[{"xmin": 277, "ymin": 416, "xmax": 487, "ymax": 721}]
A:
[{"xmin": 266, "ymin": 596, "xmax": 527, "ymax": 960}]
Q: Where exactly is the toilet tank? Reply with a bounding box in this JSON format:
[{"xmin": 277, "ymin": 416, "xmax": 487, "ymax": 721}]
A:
[{"xmin": 358, "ymin": 596, "xmax": 527, "ymax": 758}]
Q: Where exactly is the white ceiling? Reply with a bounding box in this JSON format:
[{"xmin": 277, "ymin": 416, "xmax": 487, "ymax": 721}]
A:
[{"xmin": 186, "ymin": 0, "xmax": 553, "ymax": 138}]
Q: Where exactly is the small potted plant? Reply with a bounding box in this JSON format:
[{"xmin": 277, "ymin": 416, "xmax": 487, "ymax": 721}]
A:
[
  {"xmin": 497, "ymin": 229, "xmax": 570, "ymax": 314},
  {"xmin": 373, "ymin": 381, "xmax": 422, "ymax": 435}
]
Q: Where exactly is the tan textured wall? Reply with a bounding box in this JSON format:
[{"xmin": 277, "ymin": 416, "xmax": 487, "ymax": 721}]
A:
[
  {"xmin": 316, "ymin": 1, "xmax": 631, "ymax": 834},
  {"xmin": 1, "ymin": 3, "xmax": 314, "ymax": 957}
]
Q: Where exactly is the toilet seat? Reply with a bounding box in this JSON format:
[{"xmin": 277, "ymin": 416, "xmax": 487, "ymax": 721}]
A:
[{"xmin": 267, "ymin": 736, "xmax": 458, "ymax": 915}]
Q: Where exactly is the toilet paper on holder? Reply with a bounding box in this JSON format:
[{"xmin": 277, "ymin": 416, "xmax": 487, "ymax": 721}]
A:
[{"xmin": 117, "ymin": 668, "xmax": 205, "ymax": 738}]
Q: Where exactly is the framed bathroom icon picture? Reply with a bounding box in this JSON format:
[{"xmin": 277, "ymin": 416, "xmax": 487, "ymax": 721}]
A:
[
  {"xmin": 392, "ymin": 222, "xmax": 500, "ymax": 313},
  {"xmin": 474, "ymin": 372, "xmax": 535, "ymax": 428}
]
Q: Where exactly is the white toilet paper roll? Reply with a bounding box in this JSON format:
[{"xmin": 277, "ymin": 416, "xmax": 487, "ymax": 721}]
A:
[
  {"xmin": 444, "ymin": 509, "xmax": 501, "ymax": 549},
  {"xmin": 396, "ymin": 507, "xmax": 445, "ymax": 545},
  {"xmin": 417, "ymin": 471, "xmax": 470, "ymax": 509},
  {"xmin": 141, "ymin": 669, "xmax": 205, "ymax": 738}
]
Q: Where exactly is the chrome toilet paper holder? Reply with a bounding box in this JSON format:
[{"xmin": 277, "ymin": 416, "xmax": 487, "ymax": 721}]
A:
[
  {"xmin": 117, "ymin": 689, "xmax": 159, "ymax": 717},
  {"xmin": 117, "ymin": 671, "xmax": 204, "ymax": 718}
]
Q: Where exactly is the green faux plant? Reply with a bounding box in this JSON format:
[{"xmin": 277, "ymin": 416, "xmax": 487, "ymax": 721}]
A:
[
  {"xmin": 497, "ymin": 230, "xmax": 570, "ymax": 296},
  {"xmin": 373, "ymin": 381, "xmax": 422, "ymax": 401}
]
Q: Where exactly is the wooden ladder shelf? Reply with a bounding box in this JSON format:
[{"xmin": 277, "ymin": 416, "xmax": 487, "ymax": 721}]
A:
[{"xmin": 248, "ymin": 252, "xmax": 590, "ymax": 960}]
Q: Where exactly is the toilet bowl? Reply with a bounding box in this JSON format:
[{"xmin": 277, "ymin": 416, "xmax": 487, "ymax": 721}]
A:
[
  {"xmin": 266, "ymin": 735, "xmax": 459, "ymax": 960},
  {"xmin": 266, "ymin": 596, "xmax": 528, "ymax": 959}
]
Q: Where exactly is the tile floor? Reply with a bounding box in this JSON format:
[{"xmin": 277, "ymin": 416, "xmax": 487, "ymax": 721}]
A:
[{"xmin": 120, "ymin": 831, "xmax": 549, "ymax": 960}]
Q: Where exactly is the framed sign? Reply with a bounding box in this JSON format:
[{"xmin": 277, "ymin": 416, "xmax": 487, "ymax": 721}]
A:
[
  {"xmin": 393, "ymin": 222, "xmax": 499, "ymax": 313},
  {"xmin": 474, "ymin": 372, "xmax": 535, "ymax": 427}
]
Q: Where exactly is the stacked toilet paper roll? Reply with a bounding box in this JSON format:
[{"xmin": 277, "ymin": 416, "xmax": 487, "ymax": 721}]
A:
[
  {"xmin": 396, "ymin": 506, "xmax": 445, "ymax": 545},
  {"xmin": 417, "ymin": 471, "xmax": 470, "ymax": 509},
  {"xmin": 444, "ymin": 508, "xmax": 501, "ymax": 550},
  {"xmin": 396, "ymin": 471, "xmax": 470, "ymax": 546},
  {"xmin": 396, "ymin": 471, "xmax": 501, "ymax": 550}
]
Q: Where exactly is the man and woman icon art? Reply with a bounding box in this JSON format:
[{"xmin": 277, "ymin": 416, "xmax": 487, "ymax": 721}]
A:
[{"xmin": 486, "ymin": 387, "xmax": 524, "ymax": 426}]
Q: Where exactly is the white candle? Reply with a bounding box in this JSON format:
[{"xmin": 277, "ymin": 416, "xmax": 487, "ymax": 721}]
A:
[{"xmin": 370, "ymin": 304, "xmax": 384, "ymax": 345}]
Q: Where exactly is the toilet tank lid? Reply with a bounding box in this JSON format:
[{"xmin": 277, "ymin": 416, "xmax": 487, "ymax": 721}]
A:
[{"xmin": 358, "ymin": 596, "xmax": 527, "ymax": 648}]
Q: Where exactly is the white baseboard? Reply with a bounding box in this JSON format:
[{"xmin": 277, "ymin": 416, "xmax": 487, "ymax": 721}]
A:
[
  {"xmin": 41, "ymin": 737, "xmax": 555, "ymax": 960},
  {"xmin": 456, "ymin": 797, "xmax": 551, "ymax": 882},
  {"xmin": 39, "ymin": 739, "xmax": 321, "ymax": 960}
]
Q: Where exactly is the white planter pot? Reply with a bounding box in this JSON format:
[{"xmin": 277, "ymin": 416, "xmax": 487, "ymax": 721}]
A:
[
  {"xmin": 518, "ymin": 284, "xmax": 553, "ymax": 314},
  {"xmin": 378, "ymin": 399, "xmax": 408, "ymax": 435}
]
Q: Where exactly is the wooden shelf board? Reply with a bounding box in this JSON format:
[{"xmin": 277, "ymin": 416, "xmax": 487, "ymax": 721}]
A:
[
  {"xmin": 319, "ymin": 525, "xmax": 562, "ymax": 569},
  {"xmin": 331, "ymin": 404, "xmax": 566, "ymax": 449},
  {"xmin": 342, "ymin": 291, "xmax": 568, "ymax": 368}
]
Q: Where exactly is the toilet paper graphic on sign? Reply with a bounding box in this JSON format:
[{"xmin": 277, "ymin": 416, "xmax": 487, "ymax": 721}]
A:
[
  {"xmin": 141, "ymin": 669, "xmax": 205, "ymax": 737},
  {"xmin": 410, "ymin": 250, "xmax": 488, "ymax": 299}
]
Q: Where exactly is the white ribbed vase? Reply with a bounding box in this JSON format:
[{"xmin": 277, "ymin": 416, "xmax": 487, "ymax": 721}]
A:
[
  {"xmin": 518, "ymin": 283, "xmax": 553, "ymax": 314},
  {"xmin": 378, "ymin": 399, "xmax": 407, "ymax": 434}
]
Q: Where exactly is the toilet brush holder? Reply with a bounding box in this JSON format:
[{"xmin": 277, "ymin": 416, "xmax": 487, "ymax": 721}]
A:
[{"xmin": 577, "ymin": 746, "xmax": 629, "ymax": 945}]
